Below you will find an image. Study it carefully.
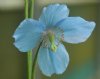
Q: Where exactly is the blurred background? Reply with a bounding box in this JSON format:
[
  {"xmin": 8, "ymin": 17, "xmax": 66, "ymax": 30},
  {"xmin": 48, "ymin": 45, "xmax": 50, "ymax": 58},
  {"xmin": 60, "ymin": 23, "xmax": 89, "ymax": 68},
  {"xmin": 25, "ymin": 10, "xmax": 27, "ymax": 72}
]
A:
[{"xmin": 0, "ymin": 0, "xmax": 100, "ymax": 79}]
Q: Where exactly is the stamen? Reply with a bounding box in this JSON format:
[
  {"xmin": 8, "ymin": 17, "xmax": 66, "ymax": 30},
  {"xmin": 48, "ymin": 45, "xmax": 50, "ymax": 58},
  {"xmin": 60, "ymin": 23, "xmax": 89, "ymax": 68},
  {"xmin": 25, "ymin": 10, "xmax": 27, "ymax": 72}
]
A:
[{"xmin": 41, "ymin": 28, "xmax": 64, "ymax": 52}]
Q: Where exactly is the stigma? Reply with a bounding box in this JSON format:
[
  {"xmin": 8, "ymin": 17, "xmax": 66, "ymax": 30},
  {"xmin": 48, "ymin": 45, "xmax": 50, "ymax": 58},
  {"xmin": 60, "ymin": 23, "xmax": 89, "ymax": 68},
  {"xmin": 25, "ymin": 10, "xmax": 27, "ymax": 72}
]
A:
[
  {"xmin": 48, "ymin": 30, "xmax": 57, "ymax": 52},
  {"xmin": 42, "ymin": 28, "xmax": 63, "ymax": 52}
]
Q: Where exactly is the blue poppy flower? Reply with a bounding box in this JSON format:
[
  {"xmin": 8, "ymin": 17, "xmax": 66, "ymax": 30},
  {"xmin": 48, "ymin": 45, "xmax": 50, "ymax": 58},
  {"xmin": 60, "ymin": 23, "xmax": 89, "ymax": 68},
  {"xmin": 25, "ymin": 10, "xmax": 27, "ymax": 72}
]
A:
[{"xmin": 13, "ymin": 4, "xmax": 95, "ymax": 76}]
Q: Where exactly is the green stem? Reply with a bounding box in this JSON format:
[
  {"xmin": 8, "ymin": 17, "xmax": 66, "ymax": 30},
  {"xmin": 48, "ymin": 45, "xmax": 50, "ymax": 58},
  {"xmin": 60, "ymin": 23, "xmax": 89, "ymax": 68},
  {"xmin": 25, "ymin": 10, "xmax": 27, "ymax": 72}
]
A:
[
  {"xmin": 25, "ymin": 0, "xmax": 28, "ymax": 19},
  {"xmin": 30, "ymin": 0, "xmax": 35, "ymax": 18},
  {"xmin": 25, "ymin": 0, "xmax": 33, "ymax": 79},
  {"xmin": 27, "ymin": 51, "xmax": 33, "ymax": 79},
  {"xmin": 29, "ymin": 0, "xmax": 38, "ymax": 78},
  {"xmin": 32, "ymin": 42, "xmax": 42, "ymax": 79},
  {"xmin": 25, "ymin": 0, "xmax": 36, "ymax": 79}
]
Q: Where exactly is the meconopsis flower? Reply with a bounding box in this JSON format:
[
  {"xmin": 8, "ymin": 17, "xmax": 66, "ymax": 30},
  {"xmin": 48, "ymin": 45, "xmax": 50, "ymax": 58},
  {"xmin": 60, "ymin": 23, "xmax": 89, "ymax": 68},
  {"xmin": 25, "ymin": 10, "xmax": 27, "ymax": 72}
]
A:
[{"xmin": 13, "ymin": 4, "xmax": 95, "ymax": 76}]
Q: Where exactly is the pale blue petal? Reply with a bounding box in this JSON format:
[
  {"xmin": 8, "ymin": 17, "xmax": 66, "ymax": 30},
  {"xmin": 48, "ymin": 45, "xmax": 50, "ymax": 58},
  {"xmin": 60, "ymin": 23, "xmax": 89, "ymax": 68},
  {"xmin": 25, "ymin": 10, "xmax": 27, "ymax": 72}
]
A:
[
  {"xmin": 49, "ymin": 44, "xmax": 69, "ymax": 74},
  {"xmin": 38, "ymin": 44, "xmax": 69, "ymax": 76},
  {"xmin": 39, "ymin": 4, "xmax": 69, "ymax": 28},
  {"xmin": 13, "ymin": 19, "xmax": 45, "ymax": 52},
  {"xmin": 58, "ymin": 17, "xmax": 95, "ymax": 43},
  {"xmin": 38, "ymin": 47, "xmax": 55, "ymax": 76}
]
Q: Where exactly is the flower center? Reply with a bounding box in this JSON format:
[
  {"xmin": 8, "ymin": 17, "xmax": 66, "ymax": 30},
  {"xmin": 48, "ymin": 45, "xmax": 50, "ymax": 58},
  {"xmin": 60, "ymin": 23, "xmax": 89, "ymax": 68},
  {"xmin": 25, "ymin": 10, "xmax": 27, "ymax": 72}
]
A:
[
  {"xmin": 42, "ymin": 28, "xmax": 64, "ymax": 52},
  {"xmin": 48, "ymin": 31, "xmax": 57, "ymax": 52}
]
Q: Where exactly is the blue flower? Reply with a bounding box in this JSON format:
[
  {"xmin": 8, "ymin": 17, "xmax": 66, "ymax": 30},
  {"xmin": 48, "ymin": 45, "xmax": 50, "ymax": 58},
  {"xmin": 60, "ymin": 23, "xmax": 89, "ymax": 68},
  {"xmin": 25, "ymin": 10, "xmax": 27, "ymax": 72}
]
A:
[{"xmin": 13, "ymin": 4, "xmax": 95, "ymax": 76}]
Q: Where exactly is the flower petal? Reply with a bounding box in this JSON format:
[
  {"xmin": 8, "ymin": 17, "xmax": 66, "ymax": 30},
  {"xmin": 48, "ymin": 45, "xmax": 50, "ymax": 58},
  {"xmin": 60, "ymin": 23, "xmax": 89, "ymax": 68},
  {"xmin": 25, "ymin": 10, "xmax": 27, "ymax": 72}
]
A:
[
  {"xmin": 58, "ymin": 17, "xmax": 95, "ymax": 43},
  {"xmin": 37, "ymin": 47, "xmax": 55, "ymax": 76},
  {"xmin": 38, "ymin": 44, "xmax": 69, "ymax": 76},
  {"xmin": 39, "ymin": 4, "xmax": 69, "ymax": 28},
  {"xmin": 49, "ymin": 44, "xmax": 69, "ymax": 74},
  {"xmin": 13, "ymin": 19, "xmax": 45, "ymax": 52}
]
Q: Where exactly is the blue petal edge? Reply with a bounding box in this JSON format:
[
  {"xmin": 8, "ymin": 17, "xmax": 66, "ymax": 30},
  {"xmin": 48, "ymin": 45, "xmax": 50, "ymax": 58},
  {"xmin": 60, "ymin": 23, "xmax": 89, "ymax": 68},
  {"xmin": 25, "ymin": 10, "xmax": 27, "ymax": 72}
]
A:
[
  {"xmin": 13, "ymin": 19, "xmax": 45, "ymax": 52},
  {"xmin": 58, "ymin": 17, "xmax": 96, "ymax": 43},
  {"xmin": 38, "ymin": 44, "xmax": 69, "ymax": 76}
]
